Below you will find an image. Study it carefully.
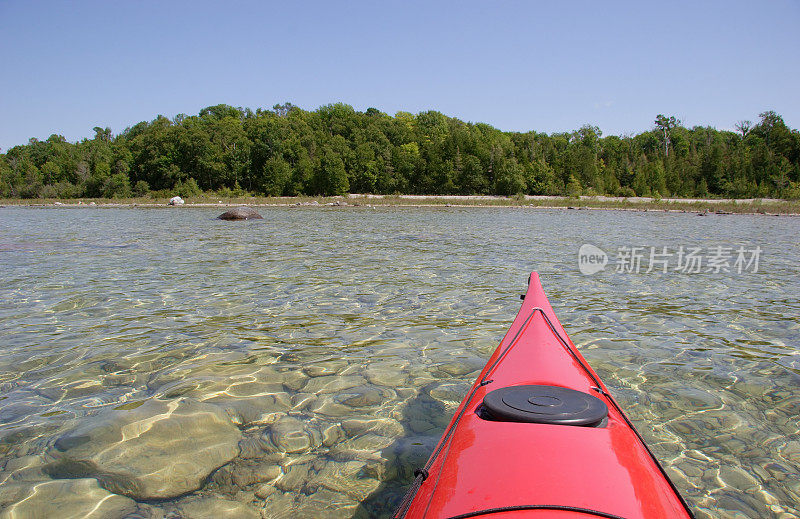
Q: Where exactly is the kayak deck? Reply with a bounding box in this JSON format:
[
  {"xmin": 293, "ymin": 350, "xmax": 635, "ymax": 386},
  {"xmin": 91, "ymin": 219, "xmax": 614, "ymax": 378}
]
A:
[{"xmin": 396, "ymin": 273, "xmax": 693, "ymax": 519}]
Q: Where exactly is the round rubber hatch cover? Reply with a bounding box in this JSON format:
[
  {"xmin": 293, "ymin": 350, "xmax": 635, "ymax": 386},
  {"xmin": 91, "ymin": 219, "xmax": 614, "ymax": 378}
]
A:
[{"xmin": 482, "ymin": 385, "xmax": 608, "ymax": 426}]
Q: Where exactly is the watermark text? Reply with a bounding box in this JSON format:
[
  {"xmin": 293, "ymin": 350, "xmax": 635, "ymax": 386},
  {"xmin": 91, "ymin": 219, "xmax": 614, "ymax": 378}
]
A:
[{"xmin": 578, "ymin": 244, "xmax": 761, "ymax": 275}]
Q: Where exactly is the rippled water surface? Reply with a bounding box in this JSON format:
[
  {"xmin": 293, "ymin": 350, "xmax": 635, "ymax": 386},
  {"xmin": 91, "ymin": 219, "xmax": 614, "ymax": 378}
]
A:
[{"xmin": 0, "ymin": 206, "xmax": 798, "ymax": 518}]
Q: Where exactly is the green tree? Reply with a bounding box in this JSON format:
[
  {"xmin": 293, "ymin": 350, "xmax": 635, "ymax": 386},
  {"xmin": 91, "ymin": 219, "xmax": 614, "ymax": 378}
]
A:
[
  {"xmin": 494, "ymin": 158, "xmax": 526, "ymax": 195},
  {"xmin": 103, "ymin": 173, "xmax": 132, "ymax": 198},
  {"xmin": 315, "ymin": 148, "xmax": 349, "ymax": 196},
  {"xmin": 2, "ymin": 104, "xmax": 799, "ymax": 202},
  {"xmin": 457, "ymin": 155, "xmax": 487, "ymax": 194},
  {"xmin": 260, "ymin": 156, "xmax": 292, "ymax": 196},
  {"xmin": 654, "ymin": 115, "xmax": 680, "ymax": 157},
  {"xmin": 133, "ymin": 180, "xmax": 150, "ymax": 197},
  {"xmin": 565, "ymin": 174, "xmax": 582, "ymax": 197}
]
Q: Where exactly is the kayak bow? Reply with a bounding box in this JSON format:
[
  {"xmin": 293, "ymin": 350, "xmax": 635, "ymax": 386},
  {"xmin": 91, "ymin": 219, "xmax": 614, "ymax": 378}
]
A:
[{"xmin": 395, "ymin": 273, "xmax": 694, "ymax": 519}]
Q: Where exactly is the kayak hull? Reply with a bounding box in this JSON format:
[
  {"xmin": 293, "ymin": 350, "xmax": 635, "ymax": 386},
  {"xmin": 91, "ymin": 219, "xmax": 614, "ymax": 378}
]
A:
[{"xmin": 397, "ymin": 273, "xmax": 692, "ymax": 519}]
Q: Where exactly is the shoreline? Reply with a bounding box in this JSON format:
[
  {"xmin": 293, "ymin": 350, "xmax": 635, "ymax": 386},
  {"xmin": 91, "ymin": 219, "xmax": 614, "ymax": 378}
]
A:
[{"xmin": 1, "ymin": 194, "xmax": 799, "ymax": 216}]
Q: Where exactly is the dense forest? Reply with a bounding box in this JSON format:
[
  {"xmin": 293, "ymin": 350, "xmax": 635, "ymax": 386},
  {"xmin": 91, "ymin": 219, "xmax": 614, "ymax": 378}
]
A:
[{"xmin": 1, "ymin": 104, "xmax": 799, "ymax": 199}]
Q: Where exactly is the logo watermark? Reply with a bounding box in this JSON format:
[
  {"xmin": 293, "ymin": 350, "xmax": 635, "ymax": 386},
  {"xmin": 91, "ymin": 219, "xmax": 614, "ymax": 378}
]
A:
[
  {"xmin": 578, "ymin": 244, "xmax": 761, "ymax": 275},
  {"xmin": 578, "ymin": 244, "xmax": 609, "ymax": 275}
]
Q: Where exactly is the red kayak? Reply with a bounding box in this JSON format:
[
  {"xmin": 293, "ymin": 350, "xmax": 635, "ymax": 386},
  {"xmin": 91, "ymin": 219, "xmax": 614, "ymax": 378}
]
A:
[{"xmin": 394, "ymin": 273, "xmax": 694, "ymax": 519}]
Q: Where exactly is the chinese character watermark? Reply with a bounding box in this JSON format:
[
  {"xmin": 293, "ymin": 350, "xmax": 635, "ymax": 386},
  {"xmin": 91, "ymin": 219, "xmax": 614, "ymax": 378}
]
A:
[{"xmin": 578, "ymin": 244, "xmax": 761, "ymax": 275}]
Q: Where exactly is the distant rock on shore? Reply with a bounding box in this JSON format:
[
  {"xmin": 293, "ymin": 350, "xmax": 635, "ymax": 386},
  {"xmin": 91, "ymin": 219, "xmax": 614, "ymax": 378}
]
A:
[{"xmin": 218, "ymin": 207, "xmax": 263, "ymax": 220}]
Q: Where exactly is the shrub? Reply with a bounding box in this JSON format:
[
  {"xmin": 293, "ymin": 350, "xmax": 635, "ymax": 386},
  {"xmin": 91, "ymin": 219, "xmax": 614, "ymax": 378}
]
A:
[
  {"xmin": 616, "ymin": 186, "xmax": 636, "ymax": 198},
  {"xmin": 216, "ymin": 182, "xmax": 249, "ymax": 199},
  {"xmin": 565, "ymin": 175, "xmax": 582, "ymax": 198},
  {"xmin": 174, "ymin": 178, "xmax": 203, "ymax": 198},
  {"xmin": 103, "ymin": 173, "xmax": 132, "ymax": 198},
  {"xmin": 133, "ymin": 180, "xmax": 150, "ymax": 197}
]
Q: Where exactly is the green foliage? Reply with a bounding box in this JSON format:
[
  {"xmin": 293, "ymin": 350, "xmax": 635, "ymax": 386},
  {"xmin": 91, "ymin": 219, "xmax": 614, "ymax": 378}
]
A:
[
  {"xmin": 103, "ymin": 173, "xmax": 132, "ymax": 198},
  {"xmin": 216, "ymin": 182, "xmax": 249, "ymax": 199},
  {"xmin": 494, "ymin": 159, "xmax": 526, "ymax": 195},
  {"xmin": 565, "ymin": 175, "xmax": 582, "ymax": 198},
  {"xmin": 632, "ymin": 167, "xmax": 650, "ymax": 197},
  {"xmin": 316, "ymin": 148, "xmax": 349, "ymax": 196},
  {"xmin": 2, "ymin": 105, "xmax": 799, "ymax": 200},
  {"xmin": 39, "ymin": 181, "xmax": 79, "ymax": 199},
  {"xmin": 174, "ymin": 178, "xmax": 203, "ymax": 198},
  {"xmin": 616, "ymin": 186, "xmax": 636, "ymax": 198},
  {"xmin": 133, "ymin": 180, "xmax": 150, "ymax": 197},
  {"xmin": 259, "ymin": 156, "xmax": 292, "ymax": 196}
]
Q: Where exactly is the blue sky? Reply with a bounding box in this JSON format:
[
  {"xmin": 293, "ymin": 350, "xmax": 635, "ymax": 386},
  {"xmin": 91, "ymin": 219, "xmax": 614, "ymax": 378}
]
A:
[{"xmin": 1, "ymin": 0, "xmax": 798, "ymax": 150}]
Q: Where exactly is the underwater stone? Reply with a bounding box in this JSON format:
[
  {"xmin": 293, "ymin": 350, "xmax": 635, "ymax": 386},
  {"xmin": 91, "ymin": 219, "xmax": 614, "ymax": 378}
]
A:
[
  {"xmin": 307, "ymin": 460, "xmax": 380, "ymax": 500},
  {"xmin": 340, "ymin": 417, "xmax": 404, "ymax": 439},
  {"xmin": 302, "ymin": 375, "xmax": 365, "ymax": 395},
  {"xmin": 0, "ymin": 478, "xmax": 139, "ymax": 519},
  {"xmin": 275, "ymin": 462, "xmax": 309, "ymax": 492},
  {"xmin": 281, "ymin": 371, "xmax": 309, "ymax": 391},
  {"xmin": 48, "ymin": 398, "xmax": 241, "ymax": 499},
  {"xmin": 338, "ymin": 433, "xmax": 394, "ymax": 452},
  {"xmin": 428, "ymin": 381, "xmax": 471, "ymax": 403},
  {"xmin": 303, "ymin": 360, "xmax": 348, "ymax": 377},
  {"xmin": 321, "ymin": 423, "xmax": 346, "ymax": 447},
  {"xmin": 364, "ymin": 360, "xmax": 410, "ymax": 387},
  {"xmin": 436, "ymin": 358, "xmax": 484, "ymax": 377},
  {"xmin": 269, "ymin": 416, "xmax": 320, "ymax": 454},
  {"xmin": 254, "ymin": 482, "xmax": 277, "ymax": 499},
  {"xmin": 291, "ymin": 392, "xmax": 318, "ymax": 412},
  {"xmin": 212, "ymin": 459, "xmax": 283, "ymax": 489},
  {"xmin": 309, "ymin": 396, "xmax": 355, "ymax": 418},
  {"xmin": 339, "ymin": 386, "xmax": 384, "ymax": 407},
  {"xmin": 177, "ymin": 496, "xmax": 260, "ymax": 519},
  {"xmin": 294, "ymin": 488, "xmax": 360, "ymax": 518},
  {"xmin": 206, "ymin": 390, "xmax": 291, "ymax": 426}
]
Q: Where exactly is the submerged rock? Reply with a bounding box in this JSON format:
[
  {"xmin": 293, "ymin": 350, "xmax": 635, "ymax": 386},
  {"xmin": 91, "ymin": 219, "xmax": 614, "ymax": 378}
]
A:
[
  {"xmin": 211, "ymin": 458, "xmax": 282, "ymax": 489},
  {"xmin": 365, "ymin": 360, "xmax": 409, "ymax": 387},
  {"xmin": 204, "ymin": 386, "xmax": 291, "ymax": 426},
  {"xmin": 428, "ymin": 381, "xmax": 472, "ymax": 404},
  {"xmin": 48, "ymin": 398, "xmax": 241, "ymax": 499},
  {"xmin": 306, "ymin": 460, "xmax": 380, "ymax": 501},
  {"xmin": 267, "ymin": 416, "xmax": 321, "ymax": 454},
  {"xmin": 177, "ymin": 496, "xmax": 260, "ymax": 519},
  {"xmin": 436, "ymin": 357, "xmax": 485, "ymax": 377},
  {"xmin": 0, "ymin": 454, "xmax": 49, "ymax": 483},
  {"xmin": 0, "ymin": 478, "xmax": 139, "ymax": 519},
  {"xmin": 275, "ymin": 462, "xmax": 310, "ymax": 492},
  {"xmin": 321, "ymin": 423, "xmax": 346, "ymax": 447},
  {"xmin": 294, "ymin": 488, "xmax": 360, "ymax": 518},
  {"xmin": 217, "ymin": 207, "xmax": 263, "ymax": 220},
  {"xmin": 254, "ymin": 482, "xmax": 278, "ymax": 499},
  {"xmin": 340, "ymin": 417, "xmax": 404, "ymax": 439},
  {"xmin": 302, "ymin": 375, "xmax": 365, "ymax": 395},
  {"xmin": 303, "ymin": 359, "xmax": 348, "ymax": 377}
]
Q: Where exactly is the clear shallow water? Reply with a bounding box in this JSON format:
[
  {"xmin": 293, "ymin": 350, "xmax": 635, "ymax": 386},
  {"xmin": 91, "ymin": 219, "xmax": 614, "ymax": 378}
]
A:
[{"xmin": 0, "ymin": 206, "xmax": 798, "ymax": 518}]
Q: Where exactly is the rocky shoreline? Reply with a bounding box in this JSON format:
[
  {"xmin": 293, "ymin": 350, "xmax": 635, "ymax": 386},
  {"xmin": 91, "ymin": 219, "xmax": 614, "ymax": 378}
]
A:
[{"xmin": 1, "ymin": 194, "xmax": 799, "ymax": 216}]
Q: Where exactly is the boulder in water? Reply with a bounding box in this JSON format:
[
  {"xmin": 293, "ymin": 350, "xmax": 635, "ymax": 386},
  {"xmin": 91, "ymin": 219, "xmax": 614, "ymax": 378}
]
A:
[{"xmin": 217, "ymin": 207, "xmax": 263, "ymax": 220}]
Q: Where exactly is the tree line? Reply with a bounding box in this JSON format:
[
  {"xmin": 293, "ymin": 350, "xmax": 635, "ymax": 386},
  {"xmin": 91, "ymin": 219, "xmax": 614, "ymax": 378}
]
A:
[{"xmin": 1, "ymin": 103, "xmax": 798, "ymax": 199}]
